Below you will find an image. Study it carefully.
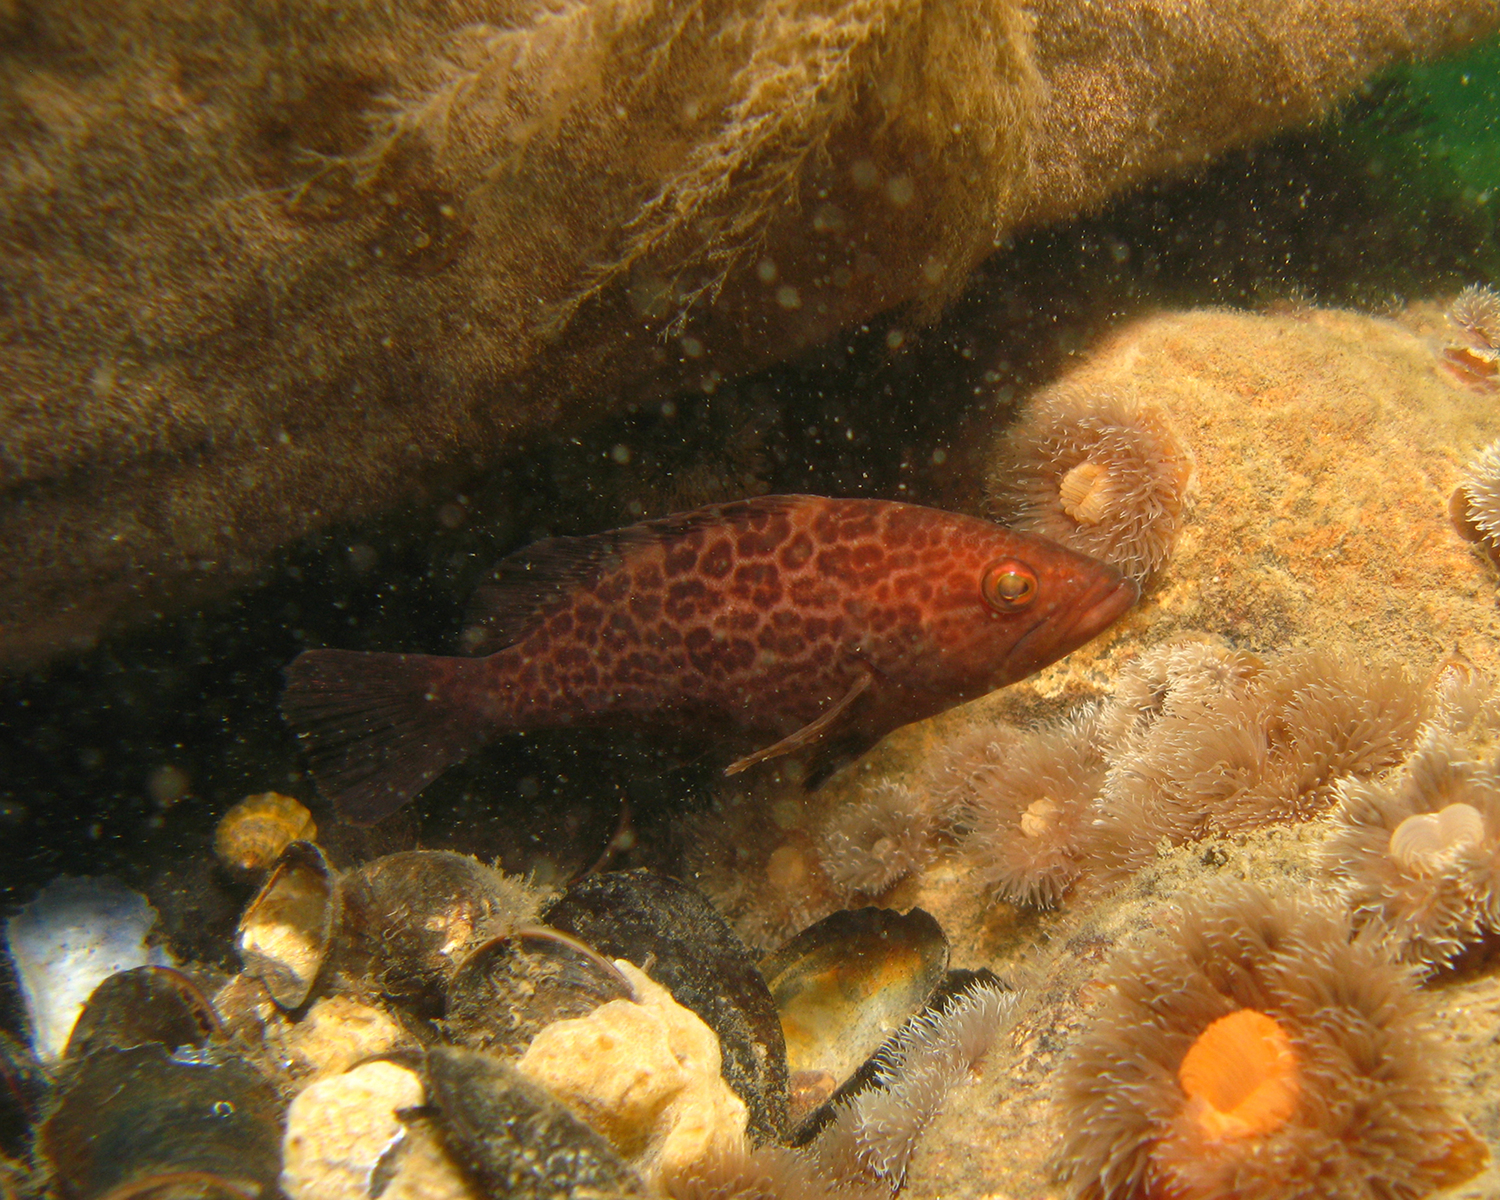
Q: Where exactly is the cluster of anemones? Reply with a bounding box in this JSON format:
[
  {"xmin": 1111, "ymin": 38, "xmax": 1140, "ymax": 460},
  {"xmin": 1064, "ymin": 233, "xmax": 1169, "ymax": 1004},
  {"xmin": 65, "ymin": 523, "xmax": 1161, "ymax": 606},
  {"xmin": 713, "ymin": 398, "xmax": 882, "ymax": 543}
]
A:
[
  {"xmin": 1055, "ymin": 884, "xmax": 1487, "ymax": 1200},
  {"xmin": 1088, "ymin": 642, "xmax": 1424, "ymax": 878}
]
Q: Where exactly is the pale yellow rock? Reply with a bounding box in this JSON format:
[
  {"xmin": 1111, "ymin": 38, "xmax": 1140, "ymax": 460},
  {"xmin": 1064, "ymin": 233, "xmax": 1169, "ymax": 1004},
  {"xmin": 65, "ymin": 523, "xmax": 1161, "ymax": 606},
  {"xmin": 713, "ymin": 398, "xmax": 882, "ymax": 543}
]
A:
[
  {"xmin": 516, "ymin": 959, "xmax": 749, "ymax": 1186},
  {"xmin": 381, "ymin": 1120, "xmax": 475, "ymax": 1200},
  {"xmin": 281, "ymin": 1060, "xmax": 425, "ymax": 1200},
  {"xmin": 285, "ymin": 995, "xmax": 410, "ymax": 1081}
]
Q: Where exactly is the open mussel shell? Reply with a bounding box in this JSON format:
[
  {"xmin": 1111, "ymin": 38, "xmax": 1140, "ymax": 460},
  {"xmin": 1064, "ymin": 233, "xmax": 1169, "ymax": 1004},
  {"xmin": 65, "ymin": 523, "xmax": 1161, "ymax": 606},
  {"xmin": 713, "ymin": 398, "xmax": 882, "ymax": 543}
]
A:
[
  {"xmin": 795, "ymin": 966, "xmax": 1007, "ymax": 1144},
  {"xmin": 543, "ymin": 868, "xmax": 789, "ymax": 1140},
  {"xmin": 236, "ymin": 840, "xmax": 337, "ymax": 1010},
  {"xmin": 761, "ymin": 906, "xmax": 948, "ymax": 1126},
  {"xmin": 424, "ymin": 1044, "xmax": 648, "ymax": 1199},
  {"xmin": 332, "ymin": 851, "xmax": 536, "ymax": 1018},
  {"xmin": 445, "ymin": 926, "xmax": 636, "ymax": 1057},
  {"xmin": 38, "ymin": 1044, "xmax": 282, "ymax": 1200},
  {"xmin": 63, "ymin": 966, "xmax": 223, "ymax": 1062}
]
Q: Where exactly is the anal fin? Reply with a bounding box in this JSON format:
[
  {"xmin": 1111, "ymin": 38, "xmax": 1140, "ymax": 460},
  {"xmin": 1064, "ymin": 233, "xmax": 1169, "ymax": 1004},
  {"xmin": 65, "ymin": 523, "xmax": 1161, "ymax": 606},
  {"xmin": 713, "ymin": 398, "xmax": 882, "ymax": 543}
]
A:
[{"xmin": 725, "ymin": 667, "xmax": 873, "ymax": 776}]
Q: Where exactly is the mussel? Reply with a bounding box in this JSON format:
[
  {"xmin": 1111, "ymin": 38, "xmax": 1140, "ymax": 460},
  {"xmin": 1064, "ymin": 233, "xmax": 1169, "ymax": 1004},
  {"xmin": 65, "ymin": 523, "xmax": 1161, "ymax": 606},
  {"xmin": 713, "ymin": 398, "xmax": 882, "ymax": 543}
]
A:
[{"xmin": 544, "ymin": 869, "xmax": 790, "ymax": 1140}]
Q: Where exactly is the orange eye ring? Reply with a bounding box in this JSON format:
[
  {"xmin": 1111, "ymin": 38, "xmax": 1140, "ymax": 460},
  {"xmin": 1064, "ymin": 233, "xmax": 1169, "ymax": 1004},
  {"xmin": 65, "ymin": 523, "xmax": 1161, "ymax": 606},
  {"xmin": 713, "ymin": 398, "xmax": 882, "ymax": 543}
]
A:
[{"xmin": 981, "ymin": 559, "xmax": 1038, "ymax": 611}]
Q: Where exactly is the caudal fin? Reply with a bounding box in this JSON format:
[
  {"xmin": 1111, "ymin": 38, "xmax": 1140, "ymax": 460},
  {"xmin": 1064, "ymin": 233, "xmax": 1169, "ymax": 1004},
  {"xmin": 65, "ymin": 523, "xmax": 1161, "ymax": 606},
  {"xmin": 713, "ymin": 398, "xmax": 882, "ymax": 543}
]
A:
[{"xmin": 281, "ymin": 649, "xmax": 489, "ymax": 824}]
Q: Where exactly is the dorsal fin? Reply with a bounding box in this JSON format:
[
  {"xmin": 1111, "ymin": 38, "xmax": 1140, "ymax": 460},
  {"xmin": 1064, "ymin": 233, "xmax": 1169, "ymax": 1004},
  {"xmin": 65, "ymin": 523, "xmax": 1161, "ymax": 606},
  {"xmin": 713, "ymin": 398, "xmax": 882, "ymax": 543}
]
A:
[{"xmin": 458, "ymin": 495, "xmax": 816, "ymax": 656}]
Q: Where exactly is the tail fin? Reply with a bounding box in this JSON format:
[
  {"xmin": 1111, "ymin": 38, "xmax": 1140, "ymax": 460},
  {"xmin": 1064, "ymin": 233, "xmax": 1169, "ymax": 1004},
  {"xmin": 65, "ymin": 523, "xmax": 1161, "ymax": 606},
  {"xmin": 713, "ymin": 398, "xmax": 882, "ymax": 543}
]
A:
[{"xmin": 281, "ymin": 649, "xmax": 490, "ymax": 824}]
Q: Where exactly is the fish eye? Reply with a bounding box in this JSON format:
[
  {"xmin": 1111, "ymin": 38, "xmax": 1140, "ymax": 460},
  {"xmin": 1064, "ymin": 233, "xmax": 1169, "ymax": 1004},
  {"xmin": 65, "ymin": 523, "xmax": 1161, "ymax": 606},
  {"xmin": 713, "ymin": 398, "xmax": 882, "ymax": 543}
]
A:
[{"xmin": 981, "ymin": 560, "xmax": 1038, "ymax": 611}]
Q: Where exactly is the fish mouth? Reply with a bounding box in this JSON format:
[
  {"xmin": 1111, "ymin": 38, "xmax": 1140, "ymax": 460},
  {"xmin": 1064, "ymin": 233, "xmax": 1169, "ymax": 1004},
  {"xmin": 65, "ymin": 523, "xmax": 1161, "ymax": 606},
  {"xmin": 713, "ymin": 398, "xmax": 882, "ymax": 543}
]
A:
[
  {"xmin": 1066, "ymin": 574, "xmax": 1140, "ymax": 647},
  {"xmin": 1003, "ymin": 573, "xmax": 1139, "ymax": 680}
]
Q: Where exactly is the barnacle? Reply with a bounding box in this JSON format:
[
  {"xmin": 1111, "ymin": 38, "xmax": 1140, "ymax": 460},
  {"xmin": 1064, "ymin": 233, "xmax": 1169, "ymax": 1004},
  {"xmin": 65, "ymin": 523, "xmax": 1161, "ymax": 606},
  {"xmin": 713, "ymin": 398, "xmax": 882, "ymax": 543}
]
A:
[
  {"xmin": 988, "ymin": 384, "xmax": 1196, "ymax": 584},
  {"xmin": 1055, "ymin": 884, "xmax": 1487, "ymax": 1200},
  {"xmin": 1321, "ymin": 735, "xmax": 1500, "ymax": 970},
  {"xmin": 954, "ymin": 708, "xmax": 1108, "ymax": 908}
]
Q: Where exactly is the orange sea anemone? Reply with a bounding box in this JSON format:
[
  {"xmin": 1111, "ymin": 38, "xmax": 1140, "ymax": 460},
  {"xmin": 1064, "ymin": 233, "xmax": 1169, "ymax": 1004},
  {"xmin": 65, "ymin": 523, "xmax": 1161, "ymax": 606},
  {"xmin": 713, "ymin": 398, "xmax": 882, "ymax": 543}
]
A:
[
  {"xmin": 988, "ymin": 383, "xmax": 1195, "ymax": 584},
  {"xmin": 1054, "ymin": 883, "xmax": 1487, "ymax": 1200}
]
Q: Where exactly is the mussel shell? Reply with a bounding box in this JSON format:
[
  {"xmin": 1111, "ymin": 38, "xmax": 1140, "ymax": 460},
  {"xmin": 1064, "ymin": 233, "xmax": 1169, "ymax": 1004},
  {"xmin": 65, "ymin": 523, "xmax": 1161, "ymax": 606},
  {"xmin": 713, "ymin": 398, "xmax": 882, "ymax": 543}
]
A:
[
  {"xmin": 543, "ymin": 869, "xmax": 789, "ymax": 1140},
  {"xmin": 332, "ymin": 851, "xmax": 535, "ymax": 1018},
  {"xmin": 63, "ymin": 967, "xmax": 222, "ymax": 1062},
  {"xmin": 424, "ymin": 1044, "xmax": 647, "ymax": 1198},
  {"xmin": 793, "ymin": 966, "xmax": 1005, "ymax": 1143},
  {"xmin": 445, "ymin": 927, "xmax": 636, "ymax": 1056},
  {"xmin": 38, "ymin": 1044, "xmax": 282, "ymax": 1200},
  {"xmin": 236, "ymin": 840, "xmax": 337, "ymax": 1010},
  {"xmin": 0, "ymin": 1030, "xmax": 45, "ymax": 1162},
  {"xmin": 760, "ymin": 906, "xmax": 948, "ymax": 1107}
]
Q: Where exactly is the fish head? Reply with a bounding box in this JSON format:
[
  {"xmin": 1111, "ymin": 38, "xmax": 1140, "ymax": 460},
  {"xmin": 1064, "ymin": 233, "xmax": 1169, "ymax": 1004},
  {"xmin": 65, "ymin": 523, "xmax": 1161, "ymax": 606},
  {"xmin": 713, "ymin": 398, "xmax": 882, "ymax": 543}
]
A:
[{"xmin": 889, "ymin": 522, "xmax": 1138, "ymax": 697}]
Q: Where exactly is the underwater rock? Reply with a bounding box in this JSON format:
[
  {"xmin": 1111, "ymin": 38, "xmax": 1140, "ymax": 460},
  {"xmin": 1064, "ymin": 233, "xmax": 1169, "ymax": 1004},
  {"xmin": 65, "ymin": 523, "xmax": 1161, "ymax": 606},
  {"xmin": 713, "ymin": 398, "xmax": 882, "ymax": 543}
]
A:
[
  {"xmin": 282, "ymin": 994, "xmax": 414, "ymax": 1081},
  {"xmin": 515, "ymin": 960, "xmax": 750, "ymax": 1190},
  {"xmin": 4, "ymin": 875, "xmax": 173, "ymax": 1063},
  {"xmin": 281, "ymin": 1059, "xmax": 427, "ymax": 1200},
  {"xmin": 3, "ymin": 2, "xmax": 1494, "ymax": 665},
  {"xmin": 544, "ymin": 870, "xmax": 790, "ymax": 1140}
]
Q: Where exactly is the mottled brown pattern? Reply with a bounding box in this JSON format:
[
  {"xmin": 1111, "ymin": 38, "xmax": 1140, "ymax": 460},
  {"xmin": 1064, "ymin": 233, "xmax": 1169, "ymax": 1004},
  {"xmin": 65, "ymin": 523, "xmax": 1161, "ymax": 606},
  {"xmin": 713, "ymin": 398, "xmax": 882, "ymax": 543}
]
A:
[{"xmin": 284, "ymin": 496, "xmax": 1136, "ymax": 822}]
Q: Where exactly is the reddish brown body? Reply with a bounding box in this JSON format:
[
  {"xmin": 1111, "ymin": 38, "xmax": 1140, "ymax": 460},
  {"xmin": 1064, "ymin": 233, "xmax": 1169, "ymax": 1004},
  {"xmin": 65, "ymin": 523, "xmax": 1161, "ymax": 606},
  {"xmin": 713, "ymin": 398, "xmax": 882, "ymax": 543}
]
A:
[{"xmin": 284, "ymin": 496, "xmax": 1136, "ymax": 822}]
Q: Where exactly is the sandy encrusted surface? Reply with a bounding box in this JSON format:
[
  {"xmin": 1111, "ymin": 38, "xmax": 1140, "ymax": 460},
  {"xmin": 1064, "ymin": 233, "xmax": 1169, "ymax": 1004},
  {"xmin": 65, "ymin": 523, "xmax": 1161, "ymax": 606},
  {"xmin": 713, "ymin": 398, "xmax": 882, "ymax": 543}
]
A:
[{"xmin": 685, "ymin": 305, "xmax": 1500, "ymax": 1197}]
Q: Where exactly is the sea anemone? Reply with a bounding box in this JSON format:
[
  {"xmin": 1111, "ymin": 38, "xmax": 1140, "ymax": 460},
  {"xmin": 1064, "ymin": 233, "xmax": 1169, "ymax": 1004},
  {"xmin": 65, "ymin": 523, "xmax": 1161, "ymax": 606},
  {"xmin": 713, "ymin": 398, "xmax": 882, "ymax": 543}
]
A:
[
  {"xmin": 1441, "ymin": 284, "xmax": 1500, "ymax": 391},
  {"xmin": 1321, "ymin": 734, "xmax": 1500, "ymax": 971},
  {"xmin": 817, "ymin": 782, "xmax": 940, "ymax": 899},
  {"xmin": 988, "ymin": 383, "xmax": 1196, "ymax": 584},
  {"xmin": 954, "ymin": 708, "xmax": 1108, "ymax": 908},
  {"xmin": 1091, "ymin": 647, "xmax": 1423, "ymax": 875},
  {"xmin": 1054, "ymin": 883, "xmax": 1487, "ymax": 1200},
  {"xmin": 813, "ymin": 977, "xmax": 1015, "ymax": 1192},
  {"xmin": 1450, "ymin": 284, "xmax": 1500, "ymax": 350},
  {"xmin": 1450, "ymin": 438, "xmax": 1500, "ymax": 563}
]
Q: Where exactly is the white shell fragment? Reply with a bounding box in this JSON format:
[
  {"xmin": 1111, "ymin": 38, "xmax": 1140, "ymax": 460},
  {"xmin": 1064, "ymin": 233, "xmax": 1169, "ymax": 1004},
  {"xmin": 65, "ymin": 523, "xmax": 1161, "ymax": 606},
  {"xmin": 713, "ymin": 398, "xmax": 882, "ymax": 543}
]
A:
[{"xmin": 4, "ymin": 875, "xmax": 171, "ymax": 1063}]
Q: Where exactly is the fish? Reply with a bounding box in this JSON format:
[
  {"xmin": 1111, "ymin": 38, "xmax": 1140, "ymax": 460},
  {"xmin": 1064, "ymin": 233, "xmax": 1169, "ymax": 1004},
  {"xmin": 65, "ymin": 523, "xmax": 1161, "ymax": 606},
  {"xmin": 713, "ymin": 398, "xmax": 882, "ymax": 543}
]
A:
[{"xmin": 282, "ymin": 495, "xmax": 1138, "ymax": 823}]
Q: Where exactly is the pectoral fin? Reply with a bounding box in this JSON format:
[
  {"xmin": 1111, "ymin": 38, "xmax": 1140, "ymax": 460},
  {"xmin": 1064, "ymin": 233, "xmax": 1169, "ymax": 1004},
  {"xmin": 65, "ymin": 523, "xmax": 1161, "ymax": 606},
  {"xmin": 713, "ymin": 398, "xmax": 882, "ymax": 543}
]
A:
[{"xmin": 725, "ymin": 668, "xmax": 873, "ymax": 776}]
